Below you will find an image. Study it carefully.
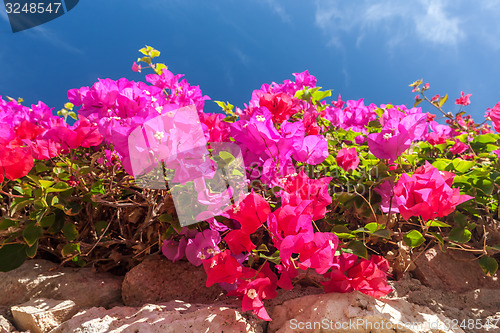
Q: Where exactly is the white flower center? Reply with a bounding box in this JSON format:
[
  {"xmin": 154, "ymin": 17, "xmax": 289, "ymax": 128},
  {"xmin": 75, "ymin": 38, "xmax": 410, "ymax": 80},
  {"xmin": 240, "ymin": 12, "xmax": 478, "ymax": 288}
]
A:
[
  {"xmin": 247, "ymin": 289, "xmax": 258, "ymax": 299},
  {"xmin": 383, "ymin": 133, "xmax": 393, "ymax": 140},
  {"xmin": 210, "ymin": 260, "xmax": 217, "ymax": 268},
  {"xmin": 256, "ymin": 115, "xmax": 266, "ymax": 122},
  {"xmin": 198, "ymin": 253, "xmax": 207, "ymax": 260},
  {"xmin": 151, "ymin": 97, "xmax": 157, "ymax": 103},
  {"xmin": 143, "ymin": 90, "xmax": 151, "ymax": 95},
  {"xmin": 155, "ymin": 106, "xmax": 163, "ymax": 114},
  {"xmin": 154, "ymin": 131, "xmax": 165, "ymax": 141}
]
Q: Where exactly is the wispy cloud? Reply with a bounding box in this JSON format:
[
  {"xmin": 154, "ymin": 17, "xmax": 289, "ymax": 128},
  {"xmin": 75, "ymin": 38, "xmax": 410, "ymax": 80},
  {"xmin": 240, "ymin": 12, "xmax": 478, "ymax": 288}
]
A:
[
  {"xmin": 314, "ymin": 0, "xmax": 465, "ymax": 48},
  {"xmin": 261, "ymin": 0, "xmax": 292, "ymax": 24},
  {"xmin": 232, "ymin": 47, "xmax": 251, "ymax": 67}
]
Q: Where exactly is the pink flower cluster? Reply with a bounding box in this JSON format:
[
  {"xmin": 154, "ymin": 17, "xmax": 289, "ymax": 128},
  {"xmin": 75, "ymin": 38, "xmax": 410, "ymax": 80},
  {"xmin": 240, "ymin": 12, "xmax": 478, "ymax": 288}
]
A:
[{"xmin": 0, "ymin": 97, "xmax": 102, "ymax": 183}]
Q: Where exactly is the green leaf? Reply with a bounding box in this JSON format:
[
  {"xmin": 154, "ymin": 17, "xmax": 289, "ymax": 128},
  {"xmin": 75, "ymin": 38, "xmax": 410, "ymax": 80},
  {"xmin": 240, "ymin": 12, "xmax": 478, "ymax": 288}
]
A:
[
  {"xmin": 448, "ymin": 227, "xmax": 471, "ymax": 243},
  {"xmin": 429, "ymin": 231, "xmax": 444, "ymax": 245},
  {"xmin": 39, "ymin": 214, "xmax": 55, "ymax": 228},
  {"xmin": 372, "ymin": 229, "xmax": 391, "ymax": 239},
  {"xmin": 62, "ymin": 223, "xmax": 79, "ymax": 241},
  {"xmin": 432, "ymin": 159, "xmax": 451, "ymax": 171},
  {"xmin": 94, "ymin": 221, "xmax": 109, "ymax": 237},
  {"xmin": 90, "ymin": 180, "xmax": 105, "ymax": 195},
  {"xmin": 472, "ymin": 134, "xmax": 498, "ymax": 144},
  {"xmin": 426, "ymin": 220, "xmax": 451, "ymax": 228},
  {"xmin": 0, "ymin": 219, "xmax": 17, "ymax": 230},
  {"xmin": 47, "ymin": 182, "xmax": 71, "ymax": 193},
  {"xmin": 254, "ymin": 244, "xmax": 269, "ymax": 252},
  {"xmin": 25, "ymin": 241, "xmax": 38, "ymax": 258},
  {"xmin": 259, "ymin": 250, "xmax": 281, "ymax": 265},
  {"xmin": 62, "ymin": 243, "xmax": 81, "ymax": 257},
  {"xmin": 63, "ymin": 202, "xmax": 82, "ymax": 216},
  {"xmin": 478, "ymin": 256, "xmax": 498, "ymax": 277},
  {"xmin": 39, "ymin": 180, "xmax": 55, "ymax": 189},
  {"xmin": 0, "ymin": 244, "xmax": 27, "ymax": 272},
  {"xmin": 486, "ymin": 245, "xmax": 500, "ymax": 252},
  {"xmin": 438, "ymin": 94, "xmax": 448, "ymax": 107},
  {"xmin": 345, "ymin": 240, "xmax": 368, "ymax": 259},
  {"xmin": 403, "ymin": 230, "xmax": 425, "ymax": 248},
  {"xmin": 451, "ymin": 158, "xmax": 475, "ymax": 173},
  {"xmin": 23, "ymin": 223, "xmax": 43, "ymax": 246},
  {"xmin": 218, "ymin": 151, "xmax": 235, "ymax": 164}
]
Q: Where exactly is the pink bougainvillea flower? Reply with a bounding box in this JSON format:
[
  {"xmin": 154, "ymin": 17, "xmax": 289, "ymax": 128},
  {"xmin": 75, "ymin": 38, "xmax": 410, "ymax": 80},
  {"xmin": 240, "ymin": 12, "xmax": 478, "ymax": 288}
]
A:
[
  {"xmin": 322, "ymin": 253, "xmax": 392, "ymax": 298},
  {"xmin": 259, "ymin": 92, "xmax": 295, "ymax": 123},
  {"xmin": 203, "ymin": 249, "xmax": 244, "ymax": 287},
  {"xmin": 279, "ymin": 170, "xmax": 332, "ymax": 220},
  {"xmin": 374, "ymin": 179, "xmax": 403, "ymax": 214},
  {"xmin": 0, "ymin": 146, "xmax": 34, "ymax": 182},
  {"xmin": 449, "ymin": 141, "xmax": 469, "ymax": 155},
  {"xmin": 336, "ymin": 147, "xmax": 359, "ymax": 171},
  {"xmin": 227, "ymin": 262, "xmax": 278, "ymax": 321},
  {"xmin": 162, "ymin": 238, "xmax": 188, "ymax": 262},
  {"xmin": 224, "ymin": 191, "xmax": 271, "ymax": 254},
  {"xmin": 455, "ymin": 91, "xmax": 472, "ymax": 106},
  {"xmin": 367, "ymin": 123, "xmax": 411, "ymax": 162},
  {"xmin": 280, "ymin": 231, "xmax": 339, "ymax": 274},
  {"xmin": 394, "ymin": 161, "xmax": 474, "ymax": 221},
  {"xmin": 131, "ymin": 62, "xmax": 141, "ymax": 73},
  {"xmin": 185, "ymin": 229, "xmax": 221, "ymax": 266},
  {"xmin": 487, "ymin": 101, "xmax": 500, "ymax": 133},
  {"xmin": 292, "ymin": 135, "xmax": 329, "ymax": 165}
]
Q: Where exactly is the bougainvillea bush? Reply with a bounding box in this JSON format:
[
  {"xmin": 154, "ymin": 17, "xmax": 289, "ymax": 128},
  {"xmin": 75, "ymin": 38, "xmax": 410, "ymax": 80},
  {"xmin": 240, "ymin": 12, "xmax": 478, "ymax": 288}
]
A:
[{"xmin": 1, "ymin": 46, "xmax": 500, "ymax": 320}]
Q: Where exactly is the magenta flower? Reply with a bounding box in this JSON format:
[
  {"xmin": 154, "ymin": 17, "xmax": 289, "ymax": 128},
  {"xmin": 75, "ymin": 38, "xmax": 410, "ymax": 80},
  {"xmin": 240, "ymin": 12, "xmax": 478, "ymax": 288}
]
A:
[
  {"xmin": 367, "ymin": 122, "xmax": 411, "ymax": 162},
  {"xmin": 185, "ymin": 229, "xmax": 221, "ymax": 266},
  {"xmin": 336, "ymin": 147, "xmax": 360, "ymax": 171},
  {"xmin": 394, "ymin": 161, "xmax": 474, "ymax": 221},
  {"xmin": 449, "ymin": 141, "xmax": 469, "ymax": 155},
  {"xmin": 455, "ymin": 91, "xmax": 472, "ymax": 106},
  {"xmin": 292, "ymin": 135, "xmax": 329, "ymax": 165}
]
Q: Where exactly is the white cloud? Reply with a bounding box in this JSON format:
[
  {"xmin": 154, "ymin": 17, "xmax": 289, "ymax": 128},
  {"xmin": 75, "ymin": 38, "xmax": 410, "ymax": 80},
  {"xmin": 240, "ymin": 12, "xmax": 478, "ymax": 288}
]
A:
[
  {"xmin": 232, "ymin": 47, "xmax": 251, "ymax": 67},
  {"xmin": 261, "ymin": 0, "xmax": 292, "ymax": 24},
  {"xmin": 314, "ymin": 0, "xmax": 465, "ymax": 48}
]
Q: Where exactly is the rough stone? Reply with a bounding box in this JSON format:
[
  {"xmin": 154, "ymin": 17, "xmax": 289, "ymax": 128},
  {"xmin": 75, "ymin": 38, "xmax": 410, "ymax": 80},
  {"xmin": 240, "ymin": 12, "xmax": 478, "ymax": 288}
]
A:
[
  {"xmin": 50, "ymin": 302, "xmax": 265, "ymax": 333},
  {"xmin": 0, "ymin": 315, "xmax": 15, "ymax": 333},
  {"xmin": 11, "ymin": 298, "xmax": 78, "ymax": 333},
  {"xmin": 268, "ymin": 291, "xmax": 464, "ymax": 333},
  {"xmin": 0, "ymin": 259, "xmax": 123, "ymax": 314},
  {"xmin": 412, "ymin": 246, "xmax": 500, "ymax": 292},
  {"xmin": 122, "ymin": 255, "xmax": 226, "ymax": 306}
]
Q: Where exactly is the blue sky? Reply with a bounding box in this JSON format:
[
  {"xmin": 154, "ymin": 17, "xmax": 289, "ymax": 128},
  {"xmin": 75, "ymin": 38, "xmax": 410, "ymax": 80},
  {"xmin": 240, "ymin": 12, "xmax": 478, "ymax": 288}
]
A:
[{"xmin": 1, "ymin": 0, "xmax": 500, "ymax": 123}]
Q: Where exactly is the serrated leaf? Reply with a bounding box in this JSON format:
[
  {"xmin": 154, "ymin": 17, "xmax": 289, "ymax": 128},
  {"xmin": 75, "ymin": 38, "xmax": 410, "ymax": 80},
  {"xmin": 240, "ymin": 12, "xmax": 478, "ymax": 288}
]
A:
[
  {"xmin": 478, "ymin": 256, "xmax": 498, "ymax": 277},
  {"xmin": 0, "ymin": 244, "xmax": 27, "ymax": 272},
  {"xmin": 403, "ymin": 230, "xmax": 425, "ymax": 248}
]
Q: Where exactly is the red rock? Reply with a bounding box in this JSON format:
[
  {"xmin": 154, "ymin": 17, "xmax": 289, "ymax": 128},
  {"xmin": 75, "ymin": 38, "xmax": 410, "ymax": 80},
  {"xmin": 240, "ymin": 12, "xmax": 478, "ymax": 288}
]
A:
[
  {"xmin": 122, "ymin": 255, "xmax": 226, "ymax": 306},
  {"xmin": 412, "ymin": 246, "xmax": 500, "ymax": 292}
]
